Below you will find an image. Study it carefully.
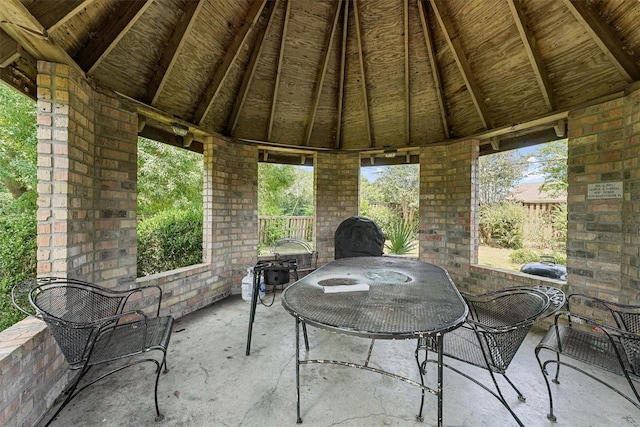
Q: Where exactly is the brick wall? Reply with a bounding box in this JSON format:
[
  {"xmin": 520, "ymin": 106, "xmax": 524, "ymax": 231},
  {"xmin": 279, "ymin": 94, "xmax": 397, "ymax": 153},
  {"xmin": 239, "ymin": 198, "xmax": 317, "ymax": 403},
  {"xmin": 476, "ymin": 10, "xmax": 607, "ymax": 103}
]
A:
[
  {"xmin": 35, "ymin": 61, "xmax": 138, "ymax": 287},
  {"xmin": 209, "ymin": 137, "xmax": 259, "ymax": 295},
  {"xmin": 566, "ymin": 84, "xmax": 640, "ymax": 305},
  {"xmin": 0, "ymin": 319, "xmax": 67, "ymax": 427},
  {"xmin": 418, "ymin": 139, "xmax": 478, "ymax": 284},
  {"xmin": 315, "ymin": 152, "xmax": 360, "ymax": 264}
]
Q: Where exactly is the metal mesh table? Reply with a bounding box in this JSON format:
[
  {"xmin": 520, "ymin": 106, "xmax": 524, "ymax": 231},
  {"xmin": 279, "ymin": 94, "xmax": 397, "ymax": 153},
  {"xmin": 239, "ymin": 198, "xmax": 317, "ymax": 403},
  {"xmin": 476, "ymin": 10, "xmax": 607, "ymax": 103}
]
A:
[{"xmin": 281, "ymin": 256, "xmax": 468, "ymax": 425}]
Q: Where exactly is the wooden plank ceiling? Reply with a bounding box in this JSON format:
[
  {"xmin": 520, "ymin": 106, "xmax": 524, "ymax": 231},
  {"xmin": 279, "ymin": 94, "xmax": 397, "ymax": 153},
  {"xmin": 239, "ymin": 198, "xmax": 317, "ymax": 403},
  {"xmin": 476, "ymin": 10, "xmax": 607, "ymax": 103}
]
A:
[{"xmin": 1, "ymin": 0, "xmax": 639, "ymax": 161}]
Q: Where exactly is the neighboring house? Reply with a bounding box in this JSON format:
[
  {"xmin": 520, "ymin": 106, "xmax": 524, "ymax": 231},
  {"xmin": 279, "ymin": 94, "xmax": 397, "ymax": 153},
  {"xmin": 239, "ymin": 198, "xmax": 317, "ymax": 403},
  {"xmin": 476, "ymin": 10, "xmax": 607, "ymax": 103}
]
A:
[{"xmin": 509, "ymin": 182, "xmax": 566, "ymax": 207}]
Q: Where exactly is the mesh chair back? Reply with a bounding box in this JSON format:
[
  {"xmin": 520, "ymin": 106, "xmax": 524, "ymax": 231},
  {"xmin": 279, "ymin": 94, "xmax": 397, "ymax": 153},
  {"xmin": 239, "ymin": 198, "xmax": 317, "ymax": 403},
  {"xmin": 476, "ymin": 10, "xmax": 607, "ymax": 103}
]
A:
[
  {"xmin": 31, "ymin": 282, "xmax": 129, "ymax": 367},
  {"xmin": 464, "ymin": 289, "xmax": 550, "ymax": 372}
]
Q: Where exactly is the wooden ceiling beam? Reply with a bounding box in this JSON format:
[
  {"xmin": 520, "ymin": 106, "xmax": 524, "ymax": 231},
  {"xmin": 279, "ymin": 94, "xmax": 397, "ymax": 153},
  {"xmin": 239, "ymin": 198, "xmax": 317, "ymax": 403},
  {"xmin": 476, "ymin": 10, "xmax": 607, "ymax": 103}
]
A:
[
  {"xmin": 430, "ymin": 0, "xmax": 493, "ymax": 129},
  {"xmin": 229, "ymin": 0, "xmax": 280, "ymax": 135},
  {"xmin": 0, "ymin": 28, "xmax": 22, "ymax": 68},
  {"xmin": 404, "ymin": 0, "xmax": 410, "ymax": 145},
  {"xmin": 268, "ymin": 0, "xmax": 291, "ymax": 141},
  {"xmin": 194, "ymin": 0, "xmax": 267, "ymax": 125},
  {"xmin": 507, "ymin": 0, "xmax": 556, "ymax": 111},
  {"xmin": 27, "ymin": 0, "xmax": 93, "ymax": 33},
  {"xmin": 146, "ymin": 0, "xmax": 204, "ymax": 106},
  {"xmin": 0, "ymin": 0, "xmax": 84, "ymax": 74},
  {"xmin": 75, "ymin": 0, "xmax": 152, "ymax": 74},
  {"xmin": 417, "ymin": 0, "xmax": 449, "ymax": 139},
  {"xmin": 304, "ymin": 0, "xmax": 343, "ymax": 146},
  {"xmin": 353, "ymin": 0, "xmax": 373, "ymax": 148},
  {"xmin": 335, "ymin": 0, "xmax": 350, "ymax": 149},
  {"xmin": 563, "ymin": 0, "xmax": 640, "ymax": 82}
]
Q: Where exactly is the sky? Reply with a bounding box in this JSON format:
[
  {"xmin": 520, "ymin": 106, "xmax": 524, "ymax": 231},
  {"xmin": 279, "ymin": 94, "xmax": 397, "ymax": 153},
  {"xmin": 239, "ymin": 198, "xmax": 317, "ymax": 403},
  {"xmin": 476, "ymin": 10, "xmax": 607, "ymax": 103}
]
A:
[{"xmin": 360, "ymin": 146, "xmax": 544, "ymax": 184}]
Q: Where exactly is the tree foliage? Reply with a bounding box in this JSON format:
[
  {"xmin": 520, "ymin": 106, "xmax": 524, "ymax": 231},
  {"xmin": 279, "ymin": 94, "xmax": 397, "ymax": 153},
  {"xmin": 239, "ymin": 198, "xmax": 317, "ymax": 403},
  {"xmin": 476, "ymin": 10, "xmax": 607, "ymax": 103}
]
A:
[
  {"xmin": 258, "ymin": 163, "xmax": 313, "ymax": 216},
  {"xmin": 534, "ymin": 139, "xmax": 568, "ymax": 197},
  {"xmin": 478, "ymin": 151, "xmax": 527, "ymax": 204},
  {"xmin": 360, "ymin": 165, "xmax": 419, "ymax": 230},
  {"xmin": 0, "ymin": 83, "xmax": 37, "ymax": 200},
  {"xmin": 137, "ymin": 138, "xmax": 203, "ymax": 216}
]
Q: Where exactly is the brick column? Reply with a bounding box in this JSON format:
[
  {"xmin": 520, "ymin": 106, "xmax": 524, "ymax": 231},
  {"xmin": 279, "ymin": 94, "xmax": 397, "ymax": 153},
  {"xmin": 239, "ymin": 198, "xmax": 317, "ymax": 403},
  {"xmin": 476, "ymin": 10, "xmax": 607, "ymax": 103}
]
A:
[
  {"xmin": 567, "ymin": 85, "xmax": 640, "ymax": 304},
  {"xmin": 208, "ymin": 137, "xmax": 258, "ymax": 294},
  {"xmin": 419, "ymin": 139, "xmax": 478, "ymax": 284},
  {"xmin": 36, "ymin": 61, "xmax": 137, "ymax": 288},
  {"xmin": 315, "ymin": 152, "xmax": 360, "ymax": 264}
]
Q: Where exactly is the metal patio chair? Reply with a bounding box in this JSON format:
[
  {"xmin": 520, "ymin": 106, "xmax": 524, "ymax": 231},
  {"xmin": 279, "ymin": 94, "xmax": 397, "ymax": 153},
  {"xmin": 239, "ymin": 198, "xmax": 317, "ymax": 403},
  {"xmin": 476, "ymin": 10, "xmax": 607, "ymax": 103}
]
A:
[
  {"xmin": 12, "ymin": 277, "xmax": 174, "ymax": 426},
  {"xmin": 420, "ymin": 287, "xmax": 553, "ymax": 427},
  {"xmin": 535, "ymin": 293, "xmax": 640, "ymax": 422}
]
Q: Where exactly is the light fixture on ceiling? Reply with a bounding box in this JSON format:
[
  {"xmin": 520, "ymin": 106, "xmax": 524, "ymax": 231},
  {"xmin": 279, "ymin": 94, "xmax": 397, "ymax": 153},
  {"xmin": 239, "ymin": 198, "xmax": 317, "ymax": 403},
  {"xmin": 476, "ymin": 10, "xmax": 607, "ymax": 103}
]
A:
[
  {"xmin": 383, "ymin": 149, "xmax": 397, "ymax": 158},
  {"xmin": 171, "ymin": 122, "xmax": 189, "ymax": 137}
]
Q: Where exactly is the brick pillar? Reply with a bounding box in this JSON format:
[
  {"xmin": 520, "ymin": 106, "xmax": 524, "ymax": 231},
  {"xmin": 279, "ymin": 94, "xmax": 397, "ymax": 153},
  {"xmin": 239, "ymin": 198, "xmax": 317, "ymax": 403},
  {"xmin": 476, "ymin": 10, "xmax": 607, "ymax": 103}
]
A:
[
  {"xmin": 419, "ymin": 139, "xmax": 478, "ymax": 283},
  {"xmin": 36, "ymin": 61, "xmax": 137, "ymax": 288},
  {"xmin": 208, "ymin": 137, "xmax": 258, "ymax": 294},
  {"xmin": 315, "ymin": 152, "xmax": 360, "ymax": 264},
  {"xmin": 567, "ymin": 86, "xmax": 640, "ymax": 303}
]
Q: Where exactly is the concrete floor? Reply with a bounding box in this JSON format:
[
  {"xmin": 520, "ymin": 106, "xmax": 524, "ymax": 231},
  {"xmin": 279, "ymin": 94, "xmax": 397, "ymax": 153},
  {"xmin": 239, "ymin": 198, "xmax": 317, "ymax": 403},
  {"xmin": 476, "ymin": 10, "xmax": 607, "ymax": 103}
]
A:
[{"xmin": 39, "ymin": 293, "xmax": 639, "ymax": 427}]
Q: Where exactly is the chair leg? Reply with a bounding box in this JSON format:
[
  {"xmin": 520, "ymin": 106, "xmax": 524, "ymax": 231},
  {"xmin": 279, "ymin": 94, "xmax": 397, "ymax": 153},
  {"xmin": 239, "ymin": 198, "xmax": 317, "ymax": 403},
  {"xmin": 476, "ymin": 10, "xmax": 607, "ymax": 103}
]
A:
[
  {"xmin": 501, "ymin": 373, "xmax": 526, "ymax": 402},
  {"xmin": 154, "ymin": 357, "xmax": 165, "ymax": 421},
  {"xmin": 535, "ymin": 349, "xmax": 558, "ymax": 422},
  {"xmin": 43, "ymin": 367, "xmax": 89, "ymax": 427}
]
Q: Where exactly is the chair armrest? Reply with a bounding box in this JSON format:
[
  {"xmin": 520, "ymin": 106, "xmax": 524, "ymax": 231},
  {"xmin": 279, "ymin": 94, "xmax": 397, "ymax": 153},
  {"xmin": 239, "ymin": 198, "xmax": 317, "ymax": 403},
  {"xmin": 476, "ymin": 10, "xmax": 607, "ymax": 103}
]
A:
[{"xmin": 121, "ymin": 285, "xmax": 164, "ymax": 317}]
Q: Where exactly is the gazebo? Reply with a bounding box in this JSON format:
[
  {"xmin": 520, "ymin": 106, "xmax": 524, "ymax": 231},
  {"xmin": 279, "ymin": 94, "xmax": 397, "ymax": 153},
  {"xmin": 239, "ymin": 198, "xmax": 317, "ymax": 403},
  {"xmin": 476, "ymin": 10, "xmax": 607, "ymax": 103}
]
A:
[{"xmin": 1, "ymin": 1, "xmax": 639, "ymax": 425}]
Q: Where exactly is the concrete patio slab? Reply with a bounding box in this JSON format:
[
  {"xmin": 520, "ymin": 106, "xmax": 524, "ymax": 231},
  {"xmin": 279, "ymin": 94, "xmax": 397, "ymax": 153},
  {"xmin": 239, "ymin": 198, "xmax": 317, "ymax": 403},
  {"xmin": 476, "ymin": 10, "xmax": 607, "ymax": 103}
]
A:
[{"xmin": 38, "ymin": 294, "xmax": 639, "ymax": 427}]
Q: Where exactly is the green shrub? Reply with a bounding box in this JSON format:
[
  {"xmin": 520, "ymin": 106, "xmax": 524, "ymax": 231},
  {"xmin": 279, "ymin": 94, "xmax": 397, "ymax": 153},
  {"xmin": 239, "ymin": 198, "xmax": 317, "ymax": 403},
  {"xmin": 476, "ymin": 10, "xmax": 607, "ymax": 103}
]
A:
[
  {"xmin": 510, "ymin": 248, "xmax": 566, "ymax": 266},
  {"xmin": 385, "ymin": 218, "xmax": 417, "ymax": 255},
  {"xmin": 479, "ymin": 200, "xmax": 524, "ymax": 249},
  {"xmin": 0, "ymin": 212, "xmax": 37, "ymax": 331},
  {"xmin": 137, "ymin": 208, "xmax": 203, "ymax": 277}
]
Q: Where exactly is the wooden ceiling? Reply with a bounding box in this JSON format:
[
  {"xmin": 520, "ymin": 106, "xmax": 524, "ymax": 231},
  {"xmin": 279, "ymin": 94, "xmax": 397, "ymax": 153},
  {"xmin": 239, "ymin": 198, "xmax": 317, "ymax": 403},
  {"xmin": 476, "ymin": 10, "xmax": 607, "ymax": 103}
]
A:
[{"xmin": 1, "ymin": 0, "xmax": 639, "ymax": 159}]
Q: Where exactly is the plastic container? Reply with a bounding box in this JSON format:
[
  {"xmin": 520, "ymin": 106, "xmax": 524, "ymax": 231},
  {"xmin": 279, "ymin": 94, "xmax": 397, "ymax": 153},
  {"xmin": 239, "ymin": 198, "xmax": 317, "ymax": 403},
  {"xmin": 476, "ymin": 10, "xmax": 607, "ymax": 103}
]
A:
[{"xmin": 241, "ymin": 267, "xmax": 253, "ymax": 302}]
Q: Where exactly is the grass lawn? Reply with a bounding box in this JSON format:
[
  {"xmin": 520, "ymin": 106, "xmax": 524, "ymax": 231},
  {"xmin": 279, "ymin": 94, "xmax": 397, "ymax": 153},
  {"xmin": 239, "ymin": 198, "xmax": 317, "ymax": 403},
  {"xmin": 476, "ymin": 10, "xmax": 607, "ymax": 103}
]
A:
[{"xmin": 478, "ymin": 245, "xmax": 522, "ymax": 271}]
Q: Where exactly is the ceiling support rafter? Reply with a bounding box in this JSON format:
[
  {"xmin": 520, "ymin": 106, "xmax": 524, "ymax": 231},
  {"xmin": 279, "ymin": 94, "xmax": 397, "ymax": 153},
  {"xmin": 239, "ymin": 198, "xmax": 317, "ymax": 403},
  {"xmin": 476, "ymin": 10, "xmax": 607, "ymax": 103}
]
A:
[
  {"xmin": 507, "ymin": 0, "xmax": 555, "ymax": 111},
  {"xmin": 430, "ymin": 0, "xmax": 493, "ymax": 130},
  {"xmin": 304, "ymin": 0, "xmax": 343, "ymax": 146},
  {"xmin": 76, "ymin": 0, "xmax": 152, "ymax": 74},
  {"xmin": 0, "ymin": 28, "xmax": 22, "ymax": 67},
  {"xmin": 27, "ymin": 0, "xmax": 93, "ymax": 33},
  {"xmin": 146, "ymin": 0, "xmax": 204, "ymax": 106},
  {"xmin": 194, "ymin": 0, "xmax": 267, "ymax": 125},
  {"xmin": 0, "ymin": 0, "xmax": 85, "ymax": 76},
  {"xmin": 335, "ymin": 0, "xmax": 350, "ymax": 149},
  {"xmin": 404, "ymin": 0, "xmax": 410, "ymax": 145},
  {"xmin": 417, "ymin": 0, "xmax": 449, "ymax": 139},
  {"xmin": 353, "ymin": 0, "xmax": 373, "ymax": 148},
  {"xmin": 563, "ymin": 0, "xmax": 640, "ymax": 83},
  {"xmin": 229, "ymin": 0, "xmax": 280, "ymax": 135},
  {"xmin": 268, "ymin": 0, "xmax": 291, "ymax": 141}
]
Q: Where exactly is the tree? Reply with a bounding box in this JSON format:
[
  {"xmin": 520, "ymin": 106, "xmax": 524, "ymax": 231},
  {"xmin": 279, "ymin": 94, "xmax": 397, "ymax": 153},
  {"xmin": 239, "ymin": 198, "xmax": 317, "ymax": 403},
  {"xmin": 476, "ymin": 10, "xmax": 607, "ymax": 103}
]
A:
[
  {"xmin": 137, "ymin": 138, "xmax": 203, "ymax": 216},
  {"xmin": 478, "ymin": 151, "xmax": 527, "ymax": 204},
  {"xmin": 0, "ymin": 83, "xmax": 37, "ymax": 202},
  {"xmin": 369, "ymin": 165, "xmax": 419, "ymax": 222},
  {"xmin": 258, "ymin": 163, "xmax": 314, "ymax": 216},
  {"xmin": 534, "ymin": 139, "xmax": 568, "ymax": 197}
]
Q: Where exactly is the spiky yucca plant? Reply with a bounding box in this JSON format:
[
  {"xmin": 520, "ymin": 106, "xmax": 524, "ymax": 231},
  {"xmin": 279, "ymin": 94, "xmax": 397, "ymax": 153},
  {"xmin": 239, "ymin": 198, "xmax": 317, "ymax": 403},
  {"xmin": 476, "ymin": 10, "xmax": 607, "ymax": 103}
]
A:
[{"xmin": 385, "ymin": 218, "xmax": 418, "ymax": 255}]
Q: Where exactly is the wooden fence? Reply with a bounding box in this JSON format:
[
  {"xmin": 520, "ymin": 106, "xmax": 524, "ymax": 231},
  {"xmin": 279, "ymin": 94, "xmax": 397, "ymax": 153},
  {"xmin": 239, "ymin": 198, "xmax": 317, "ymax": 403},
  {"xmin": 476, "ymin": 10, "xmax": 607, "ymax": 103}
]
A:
[{"xmin": 258, "ymin": 216, "xmax": 313, "ymax": 246}]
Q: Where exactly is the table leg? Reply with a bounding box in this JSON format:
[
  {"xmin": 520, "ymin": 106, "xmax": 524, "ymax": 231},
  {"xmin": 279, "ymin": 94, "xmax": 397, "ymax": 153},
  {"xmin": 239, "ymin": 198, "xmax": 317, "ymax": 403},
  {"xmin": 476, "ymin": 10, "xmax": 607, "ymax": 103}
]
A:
[
  {"xmin": 245, "ymin": 270, "xmax": 261, "ymax": 356},
  {"xmin": 296, "ymin": 317, "xmax": 303, "ymax": 424},
  {"xmin": 414, "ymin": 337, "xmax": 428, "ymax": 422},
  {"xmin": 437, "ymin": 333, "xmax": 443, "ymax": 427}
]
